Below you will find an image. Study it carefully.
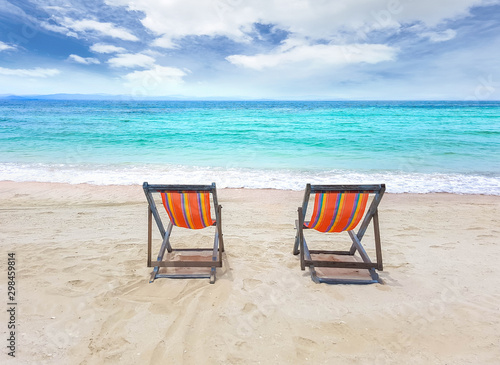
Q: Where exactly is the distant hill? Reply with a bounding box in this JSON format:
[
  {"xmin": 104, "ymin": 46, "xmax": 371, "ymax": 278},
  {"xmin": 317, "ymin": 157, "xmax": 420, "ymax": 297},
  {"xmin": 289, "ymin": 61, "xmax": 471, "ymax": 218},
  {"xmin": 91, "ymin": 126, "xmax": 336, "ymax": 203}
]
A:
[
  {"xmin": 0, "ymin": 94, "xmax": 183, "ymax": 101},
  {"xmin": 0, "ymin": 94, "xmax": 275, "ymax": 101}
]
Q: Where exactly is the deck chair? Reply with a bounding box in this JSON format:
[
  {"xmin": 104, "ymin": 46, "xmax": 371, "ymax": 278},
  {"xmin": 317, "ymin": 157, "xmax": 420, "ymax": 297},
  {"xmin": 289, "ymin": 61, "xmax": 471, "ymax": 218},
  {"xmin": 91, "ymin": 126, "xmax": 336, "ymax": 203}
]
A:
[
  {"xmin": 143, "ymin": 182, "xmax": 224, "ymax": 284},
  {"xmin": 293, "ymin": 184, "xmax": 385, "ymax": 284}
]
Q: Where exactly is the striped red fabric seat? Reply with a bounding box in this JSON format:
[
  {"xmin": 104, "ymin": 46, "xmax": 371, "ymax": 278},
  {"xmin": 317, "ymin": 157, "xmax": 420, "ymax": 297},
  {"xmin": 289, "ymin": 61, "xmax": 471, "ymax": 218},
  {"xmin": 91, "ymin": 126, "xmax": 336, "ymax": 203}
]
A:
[
  {"xmin": 161, "ymin": 191, "xmax": 214, "ymax": 229},
  {"xmin": 306, "ymin": 192, "xmax": 369, "ymax": 233}
]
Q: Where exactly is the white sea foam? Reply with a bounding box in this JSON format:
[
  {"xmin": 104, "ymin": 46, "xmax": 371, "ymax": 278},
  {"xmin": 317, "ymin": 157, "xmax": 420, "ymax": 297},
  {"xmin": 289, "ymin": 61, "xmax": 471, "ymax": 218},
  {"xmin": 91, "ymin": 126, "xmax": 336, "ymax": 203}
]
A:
[{"xmin": 1, "ymin": 162, "xmax": 499, "ymax": 195}]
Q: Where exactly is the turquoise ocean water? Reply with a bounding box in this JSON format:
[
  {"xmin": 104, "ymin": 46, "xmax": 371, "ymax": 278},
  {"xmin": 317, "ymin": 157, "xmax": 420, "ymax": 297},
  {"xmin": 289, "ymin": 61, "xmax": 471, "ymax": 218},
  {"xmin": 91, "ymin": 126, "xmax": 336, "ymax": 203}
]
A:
[{"xmin": 0, "ymin": 100, "xmax": 499, "ymax": 194}]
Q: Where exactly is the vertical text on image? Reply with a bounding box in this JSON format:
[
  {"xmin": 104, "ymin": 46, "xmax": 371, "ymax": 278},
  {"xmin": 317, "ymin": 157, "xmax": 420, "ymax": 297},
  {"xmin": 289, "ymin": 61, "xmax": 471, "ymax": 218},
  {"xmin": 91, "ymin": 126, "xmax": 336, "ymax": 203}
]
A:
[{"xmin": 7, "ymin": 253, "xmax": 16, "ymax": 358}]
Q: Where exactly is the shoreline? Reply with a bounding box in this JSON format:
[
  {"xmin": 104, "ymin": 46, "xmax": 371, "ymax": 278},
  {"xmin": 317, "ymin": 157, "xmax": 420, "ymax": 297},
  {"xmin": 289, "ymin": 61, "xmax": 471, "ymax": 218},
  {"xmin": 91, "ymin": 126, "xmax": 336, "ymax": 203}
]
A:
[
  {"xmin": 2, "ymin": 161, "xmax": 500, "ymax": 195},
  {"xmin": 1, "ymin": 179, "xmax": 500, "ymax": 196},
  {"xmin": 1, "ymin": 181, "xmax": 499, "ymax": 363}
]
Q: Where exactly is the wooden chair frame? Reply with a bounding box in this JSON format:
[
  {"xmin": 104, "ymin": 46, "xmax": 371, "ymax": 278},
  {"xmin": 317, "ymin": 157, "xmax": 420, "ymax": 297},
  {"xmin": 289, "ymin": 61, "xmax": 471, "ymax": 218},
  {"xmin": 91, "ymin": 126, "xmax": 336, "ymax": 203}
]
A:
[
  {"xmin": 293, "ymin": 184, "xmax": 385, "ymax": 284},
  {"xmin": 143, "ymin": 182, "xmax": 224, "ymax": 284}
]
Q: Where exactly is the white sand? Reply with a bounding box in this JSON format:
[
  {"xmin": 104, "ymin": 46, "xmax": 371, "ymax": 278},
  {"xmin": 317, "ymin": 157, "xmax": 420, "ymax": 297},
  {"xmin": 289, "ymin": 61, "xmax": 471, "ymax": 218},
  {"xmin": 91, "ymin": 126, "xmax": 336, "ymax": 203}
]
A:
[{"xmin": 1, "ymin": 181, "xmax": 499, "ymax": 364}]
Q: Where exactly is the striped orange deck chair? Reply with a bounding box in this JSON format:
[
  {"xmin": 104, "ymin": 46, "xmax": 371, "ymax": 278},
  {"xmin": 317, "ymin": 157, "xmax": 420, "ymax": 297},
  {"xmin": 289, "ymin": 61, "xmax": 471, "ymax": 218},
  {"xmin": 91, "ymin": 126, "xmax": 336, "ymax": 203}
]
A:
[
  {"xmin": 293, "ymin": 184, "xmax": 385, "ymax": 284},
  {"xmin": 143, "ymin": 182, "xmax": 224, "ymax": 283}
]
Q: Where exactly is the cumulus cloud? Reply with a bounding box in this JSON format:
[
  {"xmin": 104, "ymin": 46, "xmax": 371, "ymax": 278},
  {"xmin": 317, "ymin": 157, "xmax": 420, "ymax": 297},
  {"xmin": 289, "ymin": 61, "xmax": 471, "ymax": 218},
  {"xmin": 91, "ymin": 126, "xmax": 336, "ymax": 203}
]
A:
[
  {"xmin": 62, "ymin": 18, "xmax": 139, "ymax": 41},
  {"xmin": 108, "ymin": 53, "xmax": 156, "ymax": 68},
  {"xmin": 227, "ymin": 42, "xmax": 397, "ymax": 70},
  {"xmin": 107, "ymin": 0, "xmax": 255, "ymax": 47},
  {"xmin": 107, "ymin": 0, "xmax": 491, "ymax": 45},
  {"xmin": 90, "ymin": 43, "xmax": 126, "ymax": 53},
  {"xmin": 0, "ymin": 67, "xmax": 60, "ymax": 77},
  {"xmin": 103, "ymin": 0, "xmax": 489, "ymax": 82}
]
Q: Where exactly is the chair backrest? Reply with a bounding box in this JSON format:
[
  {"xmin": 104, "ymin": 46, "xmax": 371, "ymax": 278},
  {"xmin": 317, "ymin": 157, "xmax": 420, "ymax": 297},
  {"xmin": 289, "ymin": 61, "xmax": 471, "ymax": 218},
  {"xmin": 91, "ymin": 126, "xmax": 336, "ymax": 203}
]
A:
[
  {"xmin": 143, "ymin": 183, "xmax": 219, "ymax": 234},
  {"xmin": 307, "ymin": 191, "xmax": 369, "ymax": 232},
  {"xmin": 161, "ymin": 191, "xmax": 213, "ymax": 229},
  {"xmin": 301, "ymin": 184, "xmax": 385, "ymax": 234}
]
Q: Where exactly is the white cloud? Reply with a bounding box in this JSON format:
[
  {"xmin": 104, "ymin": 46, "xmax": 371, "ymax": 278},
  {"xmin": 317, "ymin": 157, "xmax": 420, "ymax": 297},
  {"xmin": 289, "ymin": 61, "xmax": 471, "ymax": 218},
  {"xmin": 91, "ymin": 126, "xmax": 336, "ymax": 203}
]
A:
[
  {"xmin": 90, "ymin": 43, "xmax": 126, "ymax": 54},
  {"xmin": 39, "ymin": 20, "xmax": 73, "ymax": 36},
  {"xmin": 68, "ymin": 54, "xmax": 101, "ymax": 64},
  {"xmin": 108, "ymin": 53, "xmax": 156, "ymax": 68},
  {"xmin": 420, "ymin": 29, "xmax": 457, "ymax": 42},
  {"xmin": 123, "ymin": 65, "xmax": 187, "ymax": 83},
  {"xmin": 122, "ymin": 65, "xmax": 188, "ymax": 95},
  {"xmin": 227, "ymin": 42, "xmax": 397, "ymax": 70},
  {"xmin": 106, "ymin": 0, "xmax": 492, "ymax": 45},
  {"xmin": 62, "ymin": 18, "xmax": 139, "ymax": 41},
  {"xmin": 151, "ymin": 36, "xmax": 178, "ymax": 49},
  {"xmin": 106, "ymin": 0, "xmax": 255, "ymax": 46},
  {"xmin": 0, "ymin": 41, "xmax": 15, "ymax": 51},
  {"xmin": 0, "ymin": 67, "xmax": 60, "ymax": 78}
]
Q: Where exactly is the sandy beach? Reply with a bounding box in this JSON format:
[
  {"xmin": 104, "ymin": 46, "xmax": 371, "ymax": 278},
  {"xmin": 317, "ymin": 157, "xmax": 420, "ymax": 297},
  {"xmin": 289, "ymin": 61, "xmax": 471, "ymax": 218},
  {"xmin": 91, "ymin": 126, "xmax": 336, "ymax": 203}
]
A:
[{"xmin": 1, "ymin": 181, "xmax": 499, "ymax": 364}]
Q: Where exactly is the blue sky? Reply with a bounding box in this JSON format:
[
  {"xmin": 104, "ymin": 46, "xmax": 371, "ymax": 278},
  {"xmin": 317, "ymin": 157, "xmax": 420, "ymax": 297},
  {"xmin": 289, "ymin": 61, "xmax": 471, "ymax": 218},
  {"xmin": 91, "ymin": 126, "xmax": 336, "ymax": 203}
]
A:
[{"xmin": 0, "ymin": 0, "xmax": 499, "ymax": 99}]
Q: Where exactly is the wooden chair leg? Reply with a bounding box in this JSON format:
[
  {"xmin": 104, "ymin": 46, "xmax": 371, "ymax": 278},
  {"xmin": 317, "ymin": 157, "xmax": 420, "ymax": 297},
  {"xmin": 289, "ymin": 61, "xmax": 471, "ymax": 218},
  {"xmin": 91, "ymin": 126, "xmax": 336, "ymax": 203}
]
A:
[
  {"xmin": 373, "ymin": 210, "xmax": 383, "ymax": 271},
  {"xmin": 293, "ymin": 220, "xmax": 300, "ymax": 255},
  {"xmin": 298, "ymin": 207, "xmax": 306, "ymax": 270},
  {"xmin": 147, "ymin": 206, "xmax": 152, "ymax": 268}
]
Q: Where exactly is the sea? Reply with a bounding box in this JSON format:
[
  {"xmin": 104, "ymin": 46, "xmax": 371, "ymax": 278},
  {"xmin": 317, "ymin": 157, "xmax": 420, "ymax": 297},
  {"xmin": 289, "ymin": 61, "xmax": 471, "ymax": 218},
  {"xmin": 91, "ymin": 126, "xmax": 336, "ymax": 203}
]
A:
[{"xmin": 1, "ymin": 99, "xmax": 499, "ymax": 194}]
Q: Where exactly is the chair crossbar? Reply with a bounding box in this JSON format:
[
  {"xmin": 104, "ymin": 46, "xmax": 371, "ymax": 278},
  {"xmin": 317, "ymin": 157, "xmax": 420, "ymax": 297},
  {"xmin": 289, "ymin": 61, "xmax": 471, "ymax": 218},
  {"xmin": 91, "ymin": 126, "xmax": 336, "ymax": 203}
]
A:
[
  {"xmin": 155, "ymin": 274, "xmax": 212, "ymax": 280},
  {"xmin": 316, "ymin": 274, "xmax": 379, "ymax": 285},
  {"xmin": 164, "ymin": 248, "xmax": 216, "ymax": 252},
  {"xmin": 308, "ymin": 250, "xmax": 352, "ymax": 255},
  {"xmin": 149, "ymin": 261, "xmax": 223, "ymax": 268},
  {"xmin": 309, "ymin": 184, "xmax": 383, "ymax": 193},
  {"xmin": 304, "ymin": 260, "xmax": 378, "ymax": 269},
  {"xmin": 144, "ymin": 184, "xmax": 215, "ymax": 193}
]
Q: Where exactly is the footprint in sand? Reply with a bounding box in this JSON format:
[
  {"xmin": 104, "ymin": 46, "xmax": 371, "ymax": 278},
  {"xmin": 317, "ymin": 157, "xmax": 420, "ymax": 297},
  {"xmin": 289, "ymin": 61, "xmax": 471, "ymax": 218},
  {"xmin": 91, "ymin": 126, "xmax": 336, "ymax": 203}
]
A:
[
  {"xmin": 242, "ymin": 278, "xmax": 262, "ymax": 290},
  {"xmin": 67, "ymin": 279, "xmax": 86, "ymax": 287},
  {"xmin": 294, "ymin": 336, "xmax": 318, "ymax": 360},
  {"xmin": 150, "ymin": 340, "xmax": 168, "ymax": 363},
  {"xmin": 476, "ymin": 234, "xmax": 494, "ymax": 239},
  {"xmin": 242, "ymin": 303, "xmax": 258, "ymax": 313},
  {"xmin": 430, "ymin": 241, "xmax": 456, "ymax": 249},
  {"xmin": 376, "ymin": 284, "xmax": 392, "ymax": 291}
]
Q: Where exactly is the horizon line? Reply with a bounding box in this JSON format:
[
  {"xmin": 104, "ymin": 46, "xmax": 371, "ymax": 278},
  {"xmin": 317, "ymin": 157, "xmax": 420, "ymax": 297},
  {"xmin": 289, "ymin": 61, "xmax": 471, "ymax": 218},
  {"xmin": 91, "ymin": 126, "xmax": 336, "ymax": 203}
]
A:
[{"xmin": 1, "ymin": 93, "xmax": 499, "ymax": 102}]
